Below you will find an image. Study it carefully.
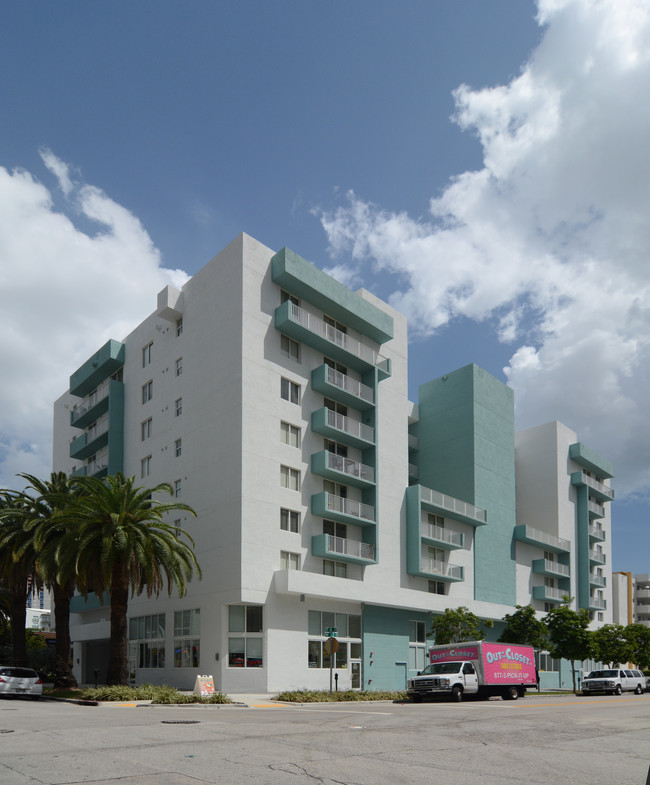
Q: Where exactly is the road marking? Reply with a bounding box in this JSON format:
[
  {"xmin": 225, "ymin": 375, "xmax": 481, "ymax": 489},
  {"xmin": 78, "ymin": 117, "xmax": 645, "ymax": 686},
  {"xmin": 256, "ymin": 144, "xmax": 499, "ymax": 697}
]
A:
[{"xmin": 522, "ymin": 697, "xmax": 647, "ymax": 708}]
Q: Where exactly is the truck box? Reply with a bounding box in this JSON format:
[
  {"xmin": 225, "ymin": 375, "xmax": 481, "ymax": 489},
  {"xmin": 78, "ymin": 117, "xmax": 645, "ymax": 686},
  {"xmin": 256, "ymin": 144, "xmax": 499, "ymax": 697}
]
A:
[{"xmin": 407, "ymin": 641, "xmax": 537, "ymax": 702}]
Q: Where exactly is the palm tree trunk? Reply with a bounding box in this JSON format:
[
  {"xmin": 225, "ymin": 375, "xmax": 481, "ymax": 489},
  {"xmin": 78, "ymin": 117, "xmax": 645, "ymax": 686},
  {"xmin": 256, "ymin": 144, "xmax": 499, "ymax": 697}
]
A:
[
  {"xmin": 52, "ymin": 580, "xmax": 77, "ymax": 688},
  {"xmin": 10, "ymin": 575, "xmax": 28, "ymax": 667},
  {"xmin": 106, "ymin": 560, "xmax": 129, "ymax": 686}
]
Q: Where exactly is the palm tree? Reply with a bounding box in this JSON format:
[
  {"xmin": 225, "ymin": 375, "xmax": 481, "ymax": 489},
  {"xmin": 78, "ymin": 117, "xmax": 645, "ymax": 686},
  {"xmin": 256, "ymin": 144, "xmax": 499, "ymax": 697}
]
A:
[
  {"xmin": 18, "ymin": 472, "xmax": 84, "ymax": 688},
  {"xmin": 0, "ymin": 491, "xmax": 41, "ymax": 667},
  {"xmin": 61, "ymin": 473, "xmax": 200, "ymax": 685}
]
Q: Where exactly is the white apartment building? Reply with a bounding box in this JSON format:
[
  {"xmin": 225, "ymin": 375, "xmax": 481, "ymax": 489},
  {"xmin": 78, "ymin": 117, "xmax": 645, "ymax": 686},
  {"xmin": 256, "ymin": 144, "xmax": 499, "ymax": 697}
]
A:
[{"xmin": 53, "ymin": 234, "xmax": 616, "ymax": 692}]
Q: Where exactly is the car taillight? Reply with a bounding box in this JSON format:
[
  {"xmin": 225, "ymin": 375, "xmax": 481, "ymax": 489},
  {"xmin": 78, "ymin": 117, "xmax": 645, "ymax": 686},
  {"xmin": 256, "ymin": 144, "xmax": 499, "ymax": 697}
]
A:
[
  {"xmin": 0, "ymin": 677, "xmax": 6, "ymax": 683},
  {"xmin": 35, "ymin": 678, "xmax": 43, "ymax": 685}
]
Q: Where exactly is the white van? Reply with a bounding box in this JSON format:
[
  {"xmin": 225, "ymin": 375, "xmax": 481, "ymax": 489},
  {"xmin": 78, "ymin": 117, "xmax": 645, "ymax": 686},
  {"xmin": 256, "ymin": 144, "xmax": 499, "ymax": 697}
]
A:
[{"xmin": 582, "ymin": 668, "xmax": 645, "ymax": 695}]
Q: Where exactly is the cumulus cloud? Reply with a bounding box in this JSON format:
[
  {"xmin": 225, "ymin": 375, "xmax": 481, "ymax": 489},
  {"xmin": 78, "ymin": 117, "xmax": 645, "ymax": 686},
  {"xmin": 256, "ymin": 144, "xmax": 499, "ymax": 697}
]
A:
[
  {"xmin": 317, "ymin": 0, "xmax": 650, "ymax": 498},
  {"xmin": 0, "ymin": 151, "xmax": 189, "ymax": 489}
]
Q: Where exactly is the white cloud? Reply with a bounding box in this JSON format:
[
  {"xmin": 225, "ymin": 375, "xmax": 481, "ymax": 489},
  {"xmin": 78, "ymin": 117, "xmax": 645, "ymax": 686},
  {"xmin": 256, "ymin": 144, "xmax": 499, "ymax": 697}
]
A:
[
  {"xmin": 0, "ymin": 151, "xmax": 189, "ymax": 489},
  {"xmin": 317, "ymin": 0, "xmax": 650, "ymax": 498}
]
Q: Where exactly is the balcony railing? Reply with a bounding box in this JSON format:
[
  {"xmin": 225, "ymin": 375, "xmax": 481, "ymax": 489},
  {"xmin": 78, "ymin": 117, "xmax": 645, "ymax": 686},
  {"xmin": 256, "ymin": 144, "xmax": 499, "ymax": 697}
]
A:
[
  {"xmin": 589, "ymin": 549, "xmax": 606, "ymax": 564},
  {"xmin": 573, "ymin": 471, "xmax": 615, "ymax": 500},
  {"xmin": 635, "ymin": 588, "xmax": 650, "ymax": 602},
  {"xmin": 537, "ymin": 586, "xmax": 566, "ymax": 601},
  {"xmin": 588, "ymin": 500, "xmax": 605, "ymax": 518},
  {"xmin": 71, "ymin": 381, "xmax": 110, "ymax": 424},
  {"xmin": 590, "ymin": 574, "xmax": 606, "ymax": 587},
  {"xmin": 420, "ymin": 486, "xmax": 487, "ymax": 525},
  {"xmin": 588, "ymin": 524, "xmax": 606, "ymax": 541},
  {"xmin": 409, "ymin": 463, "xmax": 418, "ymax": 479},
  {"xmin": 534, "ymin": 559, "xmax": 570, "ymax": 577},
  {"xmin": 588, "ymin": 597, "xmax": 607, "ymax": 610},
  {"xmin": 325, "ymin": 366, "xmax": 374, "ymax": 404},
  {"xmin": 325, "ymin": 494, "xmax": 375, "ymax": 522},
  {"xmin": 420, "ymin": 558, "xmax": 463, "ymax": 580},
  {"xmin": 408, "ymin": 434, "xmax": 418, "ymax": 450},
  {"xmin": 421, "ymin": 522, "xmax": 463, "ymax": 547},
  {"xmin": 324, "ymin": 452, "xmax": 374, "ymax": 484},
  {"xmin": 286, "ymin": 303, "xmax": 387, "ymax": 367},
  {"xmin": 325, "ymin": 535, "xmax": 375, "ymax": 561},
  {"xmin": 325, "ymin": 409, "xmax": 375, "ymax": 444},
  {"xmin": 515, "ymin": 524, "xmax": 571, "ymax": 553}
]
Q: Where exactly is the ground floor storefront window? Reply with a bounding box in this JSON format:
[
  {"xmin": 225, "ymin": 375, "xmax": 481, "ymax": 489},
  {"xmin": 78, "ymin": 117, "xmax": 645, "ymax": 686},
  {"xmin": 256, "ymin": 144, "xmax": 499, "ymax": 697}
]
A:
[
  {"xmin": 129, "ymin": 613, "xmax": 166, "ymax": 668},
  {"xmin": 174, "ymin": 609, "xmax": 200, "ymax": 668},
  {"xmin": 307, "ymin": 610, "xmax": 361, "ymax": 668},
  {"xmin": 228, "ymin": 605, "xmax": 263, "ymax": 667}
]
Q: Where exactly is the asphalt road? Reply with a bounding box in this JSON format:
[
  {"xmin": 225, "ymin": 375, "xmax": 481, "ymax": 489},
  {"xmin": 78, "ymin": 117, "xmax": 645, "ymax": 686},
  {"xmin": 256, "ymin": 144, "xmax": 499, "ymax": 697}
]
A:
[{"xmin": 1, "ymin": 693, "xmax": 649, "ymax": 785}]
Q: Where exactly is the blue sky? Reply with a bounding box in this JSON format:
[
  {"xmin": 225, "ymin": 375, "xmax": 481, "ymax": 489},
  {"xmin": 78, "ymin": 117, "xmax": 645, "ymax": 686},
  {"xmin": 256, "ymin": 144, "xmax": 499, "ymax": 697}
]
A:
[{"xmin": 1, "ymin": 1, "xmax": 648, "ymax": 574}]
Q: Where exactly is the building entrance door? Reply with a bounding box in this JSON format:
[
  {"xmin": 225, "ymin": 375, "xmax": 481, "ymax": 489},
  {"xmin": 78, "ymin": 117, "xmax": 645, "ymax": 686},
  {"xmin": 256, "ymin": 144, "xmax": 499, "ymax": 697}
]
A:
[{"xmin": 351, "ymin": 660, "xmax": 362, "ymax": 690}]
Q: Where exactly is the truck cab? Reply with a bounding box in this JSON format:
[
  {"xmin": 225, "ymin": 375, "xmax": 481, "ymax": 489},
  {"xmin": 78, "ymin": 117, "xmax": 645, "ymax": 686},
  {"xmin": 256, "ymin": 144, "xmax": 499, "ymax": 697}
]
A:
[{"xmin": 408, "ymin": 660, "xmax": 478, "ymax": 702}]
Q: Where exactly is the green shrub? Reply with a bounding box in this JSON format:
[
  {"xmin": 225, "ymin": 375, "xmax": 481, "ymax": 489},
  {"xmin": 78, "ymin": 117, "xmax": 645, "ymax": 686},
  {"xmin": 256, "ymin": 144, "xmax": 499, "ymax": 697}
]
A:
[
  {"xmin": 77, "ymin": 684, "xmax": 231, "ymax": 704},
  {"xmin": 275, "ymin": 689, "xmax": 407, "ymax": 703}
]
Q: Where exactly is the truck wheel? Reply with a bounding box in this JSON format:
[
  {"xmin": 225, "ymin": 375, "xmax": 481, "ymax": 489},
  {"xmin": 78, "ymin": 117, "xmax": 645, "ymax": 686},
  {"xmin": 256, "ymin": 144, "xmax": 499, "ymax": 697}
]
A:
[
  {"xmin": 503, "ymin": 686, "xmax": 519, "ymax": 701},
  {"xmin": 411, "ymin": 694, "xmax": 423, "ymax": 703},
  {"xmin": 582, "ymin": 690, "xmax": 590, "ymax": 696},
  {"xmin": 635, "ymin": 685, "xmax": 643, "ymax": 695},
  {"xmin": 615, "ymin": 685, "xmax": 622, "ymax": 695},
  {"xmin": 451, "ymin": 686, "xmax": 463, "ymax": 702}
]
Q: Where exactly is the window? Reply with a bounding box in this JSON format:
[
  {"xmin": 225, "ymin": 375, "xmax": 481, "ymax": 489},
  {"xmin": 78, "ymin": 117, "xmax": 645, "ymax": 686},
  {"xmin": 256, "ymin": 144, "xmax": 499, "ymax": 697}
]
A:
[
  {"xmin": 324, "ymin": 357, "xmax": 347, "ymax": 374},
  {"xmin": 142, "ymin": 380, "xmax": 153, "ymax": 404},
  {"xmin": 175, "ymin": 398, "xmax": 182, "ymax": 417},
  {"xmin": 281, "ymin": 335, "xmax": 300, "ymax": 362},
  {"xmin": 174, "ymin": 479, "xmax": 182, "ymax": 497},
  {"xmin": 323, "ymin": 480, "xmax": 347, "ymax": 498},
  {"xmin": 174, "ymin": 609, "xmax": 200, "ymax": 668},
  {"xmin": 324, "ymin": 398, "xmax": 347, "ymax": 416},
  {"xmin": 280, "ymin": 421, "xmax": 300, "ymax": 447},
  {"xmin": 280, "ymin": 508, "xmax": 300, "ymax": 533},
  {"xmin": 129, "ymin": 614, "xmax": 165, "ymax": 669},
  {"xmin": 176, "ymin": 317, "xmax": 183, "ymax": 336},
  {"xmin": 228, "ymin": 605, "xmax": 263, "ymax": 668},
  {"xmin": 323, "ymin": 559, "xmax": 347, "ymax": 578},
  {"xmin": 280, "ymin": 551, "xmax": 300, "ymax": 570},
  {"xmin": 323, "ymin": 520, "xmax": 346, "ymax": 538},
  {"xmin": 175, "ymin": 357, "xmax": 183, "ymax": 376},
  {"xmin": 323, "ymin": 315, "xmax": 347, "ymax": 334},
  {"xmin": 175, "ymin": 438, "xmax": 182, "ymax": 457},
  {"xmin": 281, "ymin": 377, "xmax": 300, "ymax": 404},
  {"xmin": 141, "ymin": 455, "xmax": 151, "ymax": 478},
  {"xmin": 307, "ymin": 611, "xmax": 361, "ymax": 669},
  {"xmin": 428, "ymin": 580, "xmax": 446, "ymax": 595},
  {"xmin": 427, "ymin": 513, "xmax": 444, "ymax": 527},
  {"xmin": 281, "ymin": 290, "xmax": 300, "ymax": 306},
  {"xmin": 142, "ymin": 342, "xmax": 153, "ymax": 367},
  {"xmin": 537, "ymin": 652, "xmax": 559, "ymax": 672},
  {"xmin": 325, "ymin": 439, "xmax": 347, "ymax": 457},
  {"xmin": 409, "ymin": 620, "xmax": 427, "ymax": 671},
  {"xmin": 141, "ymin": 418, "xmax": 152, "ymax": 441},
  {"xmin": 280, "ymin": 465, "xmax": 300, "ymax": 491}
]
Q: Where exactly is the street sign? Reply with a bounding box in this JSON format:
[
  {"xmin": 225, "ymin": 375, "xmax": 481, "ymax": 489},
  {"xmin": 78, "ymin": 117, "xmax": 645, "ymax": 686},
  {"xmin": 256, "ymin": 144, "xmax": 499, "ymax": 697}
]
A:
[
  {"xmin": 325, "ymin": 627, "xmax": 338, "ymax": 637},
  {"xmin": 323, "ymin": 637, "xmax": 339, "ymax": 655}
]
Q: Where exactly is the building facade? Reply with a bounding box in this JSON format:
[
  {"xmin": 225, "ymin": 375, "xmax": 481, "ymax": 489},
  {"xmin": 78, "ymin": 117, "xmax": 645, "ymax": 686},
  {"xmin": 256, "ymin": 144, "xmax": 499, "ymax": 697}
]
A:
[{"xmin": 52, "ymin": 234, "xmax": 616, "ymax": 692}]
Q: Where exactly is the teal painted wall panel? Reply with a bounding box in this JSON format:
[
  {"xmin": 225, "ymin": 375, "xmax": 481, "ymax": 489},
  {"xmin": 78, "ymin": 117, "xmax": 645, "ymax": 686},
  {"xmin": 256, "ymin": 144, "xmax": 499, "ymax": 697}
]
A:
[{"xmin": 362, "ymin": 605, "xmax": 430, "ymax": 690}]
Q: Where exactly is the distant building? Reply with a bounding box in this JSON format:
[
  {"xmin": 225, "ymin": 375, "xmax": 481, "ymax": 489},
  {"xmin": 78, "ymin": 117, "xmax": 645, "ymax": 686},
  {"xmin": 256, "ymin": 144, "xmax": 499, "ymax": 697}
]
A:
[{"xmin": 53, "ymin": 234, "xmax": 615, "ymax": 691}]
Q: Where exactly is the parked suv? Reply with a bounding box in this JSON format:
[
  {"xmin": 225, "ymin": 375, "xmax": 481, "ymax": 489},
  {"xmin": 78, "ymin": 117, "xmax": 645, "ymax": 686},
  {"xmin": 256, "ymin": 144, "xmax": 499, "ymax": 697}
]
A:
[{"xmin": 582, "ymin": 669, "xmax": 645, "ymax": 695}]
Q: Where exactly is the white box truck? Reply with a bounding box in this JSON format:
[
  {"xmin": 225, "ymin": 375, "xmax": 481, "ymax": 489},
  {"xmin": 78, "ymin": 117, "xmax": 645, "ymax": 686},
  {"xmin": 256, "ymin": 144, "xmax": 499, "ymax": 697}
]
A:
[{"xmin": 407, "ymin": 641, "xmax": 537, "ymax": 702}]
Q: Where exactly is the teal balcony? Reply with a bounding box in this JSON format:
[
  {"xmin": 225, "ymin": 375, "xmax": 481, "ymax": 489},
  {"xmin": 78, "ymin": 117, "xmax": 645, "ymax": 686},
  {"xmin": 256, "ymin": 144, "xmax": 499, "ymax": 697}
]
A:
[
  {"xmin": 70, "ymin": 379, "xmax": 122, "ymax": 429},
  {"xmin": 311, "ymin": 363, "xmax": 375, "ymax": 410},
  {"xmin": 70, "ymin": 339, "xmax": 125, "ymax": 398},
  {"xmin": 585, "ymin": 596, "xmax": 607, "ymax": 611},
  {"xmin": 311, "ymin": 450, "xmax": 375, "ymax": 489},
  {"xmin": 571, "ymin": 471, "xmax": 615, "ymax": 502},
  {"xmin": 419, "ymin": 485, "xmax": 487, "ymax": 527},
  {"xmin": 588, "ymin": 524, "xmax": 606, "ymax": 542},
  {"xmin": 588, "ymin": 499, "xmax": 605, "ymax": 519},
  {"xmin": 271, "ymin": 246, "xmax": 394, "ymax": 344},
  {"xmin": 418, "ymin": 557, "xmax": 463, "ymax": 582},
  {"xmin": 311, "ymin": 492, "xmax": 375, "ymax": 527},
  {"xmin": 569, "ymin": 442, "xmax": 614, "ymax": 479},
  {"xmin": 420, "ymin": 520, "xmax": 464, "ymax": 550},
  {"xmin": 311, "ymin": 533, "xmax": 376, "ymax": 566},
  {"xmin": 514, "ymin": 524, "xmax": 571, "ymax": 554},
  {"xmin": 589, "ymin": 549, "xmax": 606, "ymax": 566},
  {"xmin": 275, "ymin": 301, "xmax": 390, "ymax": 375},
  {"xmin": 590, "ymin": 574, "xmax": 606, "ymax": 588},
  {"xmin": 69, "ymin": 423, "xmax": 109, "ymax": 461},
  {"xmin": 69, "ymin": 591, "xmax": 110, "ymax": 613},
  {"xmin": 532, "ymin": 585, "xmax": 566, "ymax": 604},
  {"xmin": 311, "ymin": 407, "xmax": 374, "ymax": 449},
  {"xmin": 532, "ymin": 558, "xmax": 570, "ymax": 578}
]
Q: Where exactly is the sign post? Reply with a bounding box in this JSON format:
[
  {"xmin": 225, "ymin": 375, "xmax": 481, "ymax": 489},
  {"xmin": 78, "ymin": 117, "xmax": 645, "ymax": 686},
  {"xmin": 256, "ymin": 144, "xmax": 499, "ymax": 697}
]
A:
[{"xmin": 324, "ymin": 627, "xmax": 338, "ymax": 692}]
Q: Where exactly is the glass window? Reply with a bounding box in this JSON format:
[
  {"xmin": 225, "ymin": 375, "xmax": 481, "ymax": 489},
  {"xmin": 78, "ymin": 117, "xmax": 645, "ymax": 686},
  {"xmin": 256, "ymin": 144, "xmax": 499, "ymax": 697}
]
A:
[
  {"xmin": 323, "ymin": 560, "xmax": 346, "ymax": 578},
  {"xmin": 307, "ymin": 610, "xmax": 361, "ymax": 670},
  {"xmin": 281, "ymin": 335, "xmax": 300, "ymax": 362},
  {"xmin": 141, "ymin": 455, "xmax": 151, "ymax": 478},
  {"xmin": 175, "ymin": 398, "xmax": 182, "ymax": 416},
  {"xmin": 280, "ymin": 378, "xmax": 300, "ymax": 404},
  {"xmin": 129, "ymin": 614, "xmax": 166, "ymax": 669},
  {"xmin": 280, "ymin": 422, "xmax": 300, "ymax": 447},
  {"xmin": 280, "ymin": 465, "xmax": 300, "ymax": 491},
  {"xmin": 142, "ymin": 380, "xmax": 153, "ymax": 404},
  {"xmin": 280, "ymin": 551, "xmax": 300, "ymax": 570},
  {"xmin": 174, "ymin": 479, "xmax": 181, "ymax": 497},
  {"xmin": 176, "ymin": 317, "xmax": 183, "ymax": 336},
  {"xmin": 142, "ymin": 342, "xmax": 153, "ymax": 367},
  {"xmin": 175, "ymin": 357, "xmax": 182, "ymax": 376},
  {"xmin": 228, "ymin": 605, "xmax": 263, "ymax": 668},
  {"xmin": 175, "ymin": 438, "xmax": 182, "ymax": 457},
  {"xmin": 280, "ymin": 508, "xmax": 300, "ymax": 533},
  {"xmin": 281, "ymin": 290, "xmax": 300, "ymax": 306},
  {"xmin": 141, "ymin": 418, "xmax": 152, "ymax": 441}
]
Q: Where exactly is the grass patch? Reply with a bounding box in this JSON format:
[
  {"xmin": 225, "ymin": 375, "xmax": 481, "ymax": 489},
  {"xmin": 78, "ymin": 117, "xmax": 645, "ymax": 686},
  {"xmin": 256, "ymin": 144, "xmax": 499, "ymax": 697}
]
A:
[
  {"xmin": 274, "ymin": 689, "xmax": 407, "ymax": 703},
  {"xmin": 44, "ymin": 684, "xmax": 231, "ymax": 704}
]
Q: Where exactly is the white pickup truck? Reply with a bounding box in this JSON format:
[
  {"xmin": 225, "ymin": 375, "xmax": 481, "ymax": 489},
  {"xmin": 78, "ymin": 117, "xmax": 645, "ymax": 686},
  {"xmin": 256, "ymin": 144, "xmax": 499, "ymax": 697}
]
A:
[{"xmin": 407, "ymin": 641, "xmax": 537, "ymax": 702}]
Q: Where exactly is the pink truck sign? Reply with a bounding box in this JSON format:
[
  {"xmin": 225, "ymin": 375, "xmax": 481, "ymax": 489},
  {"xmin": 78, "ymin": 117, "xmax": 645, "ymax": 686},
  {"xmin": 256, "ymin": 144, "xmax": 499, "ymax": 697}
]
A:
[{"xmin": 430, "ymin": 642, "xmax": 536, "ymax": 685}]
